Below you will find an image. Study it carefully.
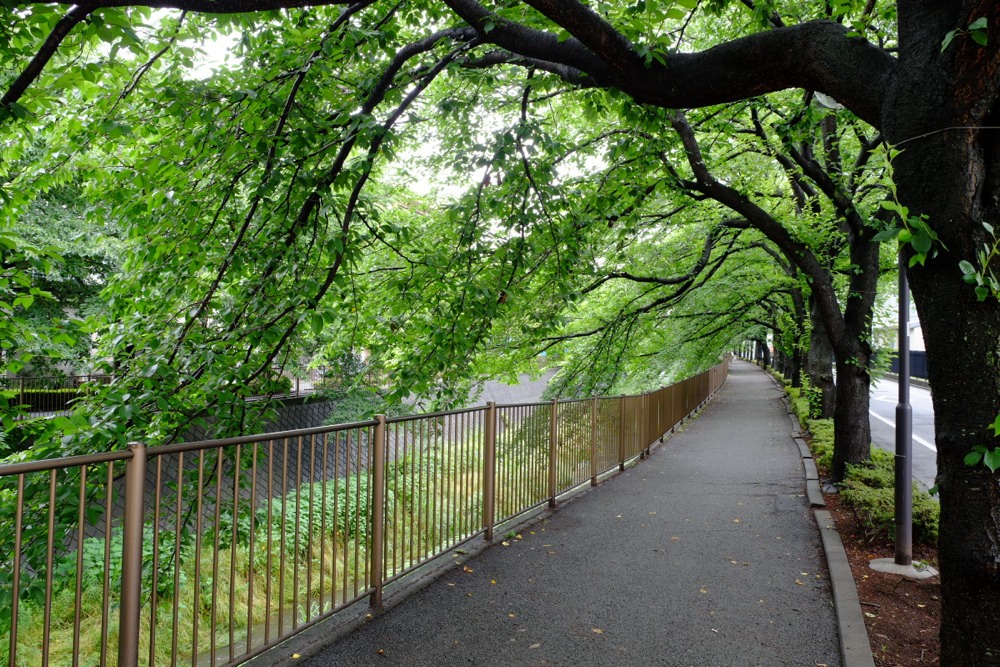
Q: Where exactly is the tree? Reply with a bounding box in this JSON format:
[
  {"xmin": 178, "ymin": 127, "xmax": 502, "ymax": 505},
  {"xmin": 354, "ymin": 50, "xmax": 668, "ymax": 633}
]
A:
[{"xmin": 3, "ymin": 0, "xmax": 1000, "ymax": 661}]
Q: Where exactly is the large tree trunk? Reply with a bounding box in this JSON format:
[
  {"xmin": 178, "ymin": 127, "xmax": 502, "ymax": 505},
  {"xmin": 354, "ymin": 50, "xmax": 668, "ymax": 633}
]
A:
[
  {"xmin": 916, "ymin": 267, "xmax": 1000, "ymax": 665},
  {"xmin": 806, "ymin": 296, "xmax": 836, "ymax": 418},
  {"xmin": 811, "ymin": 229, "xmax": 878, "ymax": 481},
  {"xmin": 830, "ymin": 358, "xmax": 871, "ymax": 481},
  {"xmin": 755, "ymin": 339, "xmax": 771, "ymax": 367},
  {"xmin": 789, "ymin": 343, "xmax": 802, "ymax": 389},
  {"xmin": 886, "ymin": 6, "xmax": 1000, "ymax": 660}
]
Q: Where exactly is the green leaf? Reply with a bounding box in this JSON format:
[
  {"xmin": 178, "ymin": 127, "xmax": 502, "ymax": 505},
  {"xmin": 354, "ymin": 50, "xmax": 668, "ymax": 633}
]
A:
[
  {"xmin": 965, "ymin": 450, "xmax": 984, "ymax": 466},
  {"xmin": 968, "ymin": 17, "xmax": 988, "ymax": 31},
  {"xmin": 988, "ymin": 414, "xmax": 1000, "ymax": 436},
  {"xmin": 911, "ymin": 230, "xmax": 933, "ymax": 255},
  {"xmin": 971, "ymin": 30, "xmax": 988, "ymax": 47},
  {"xmin": 941, "ymin": 29, "xmax": 958, "ymax": 52},
  {"xmin": 959, "ymin": 259, "xmax": 977, "ymax": 275},
  {"xmin": 984, "ymin": 448, "xmax": 1000, "ymax": 473},
  {"xmin": 310, "ymin": 312, "xmax": 325, "ymax": 335},
  {"xmin": 872, "ymin": 228, "xmax": 900, "ymax": 243}
]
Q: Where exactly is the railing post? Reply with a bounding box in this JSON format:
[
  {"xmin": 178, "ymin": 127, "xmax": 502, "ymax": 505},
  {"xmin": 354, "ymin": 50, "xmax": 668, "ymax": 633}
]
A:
[
  {"xmin": 618, "ymin": 395, "xmax": 626, "ymax": 471},
  {"xmin": 370, "ymin": 415, "xmax": 386, "ymax": 608},
  {"xmin": 483, "ymin": 403, "xmax": 497, "ymax": 541},
  {"xmin": 590, "ymin": 397, "xmax": 598, "ymax": 487},
  {"xmin": 548, "ymin": 400, "xmax": 558, "ymax": 508},
  {"xmin": 640, "ymin": 393, "xmax": 649, "ymax": 458},
  {"xmin": 118, "ymin": 442, "xmax": 147, "ymax": 667}
]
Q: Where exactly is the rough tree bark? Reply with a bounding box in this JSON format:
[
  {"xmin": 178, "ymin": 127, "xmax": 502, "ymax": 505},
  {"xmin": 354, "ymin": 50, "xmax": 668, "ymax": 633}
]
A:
[
  {"xmin": 805, "ymin": 296, "xmax": 836, "ymax": 418},
  {"xmin": 882, "ymin": 4, "xmax": 1000, "ymax": 661}
]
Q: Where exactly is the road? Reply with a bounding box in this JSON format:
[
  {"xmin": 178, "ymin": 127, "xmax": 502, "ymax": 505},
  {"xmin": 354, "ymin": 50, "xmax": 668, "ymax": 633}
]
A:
[{"xmin": 868, "ymin": 376, "xmax": 937, "ymax": 491}]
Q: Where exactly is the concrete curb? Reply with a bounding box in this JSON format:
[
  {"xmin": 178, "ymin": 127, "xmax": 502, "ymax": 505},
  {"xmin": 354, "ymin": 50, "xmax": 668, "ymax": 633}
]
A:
[
  {"xmin": 806, "ymin": 479, "xmax": 826, "ymax": 508},
  {"xmin": 803, "ymin": 457, "xmax": 819, "ymax": 481},
  {"xmin": 777, "ymin": 381, "xmax": 874, "ymax": 665},
  {"xmin": 794, "ymin": 436, "xmax": 812, "ymax": 459},
  {"xmin": 815, "ymin": 510, "xmax": 877, "ymax": 667}
]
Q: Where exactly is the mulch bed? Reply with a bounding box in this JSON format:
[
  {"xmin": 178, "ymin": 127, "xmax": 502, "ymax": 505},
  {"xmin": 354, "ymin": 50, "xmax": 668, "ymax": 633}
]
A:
[{"xmin": 824, "ymin": 492, "xmax": 940, "ymax": 666}]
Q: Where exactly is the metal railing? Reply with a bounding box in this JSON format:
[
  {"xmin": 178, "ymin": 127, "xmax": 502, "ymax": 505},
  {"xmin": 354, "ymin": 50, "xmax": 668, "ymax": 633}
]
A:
[
  {"xmin": 1, "ymin": 374, "xmax": 320, "ymax": 417},
  {"xmin": 0, "ymin": 358, "xmax": 729, "ymax": 667},
  {"xmin": 0, "ymin": 375, "xmax": 112, "ymax": 414}
]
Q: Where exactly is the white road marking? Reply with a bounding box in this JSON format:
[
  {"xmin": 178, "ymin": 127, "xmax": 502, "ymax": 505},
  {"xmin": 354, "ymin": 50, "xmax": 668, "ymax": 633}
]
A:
[{"xmin": 869, "ymin": 410, "xmax": 937, "ymax": 451}]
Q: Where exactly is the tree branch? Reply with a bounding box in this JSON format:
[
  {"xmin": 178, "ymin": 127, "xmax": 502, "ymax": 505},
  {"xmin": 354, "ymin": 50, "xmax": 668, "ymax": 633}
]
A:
[{"xmin": 2, "ymin": 3, "xmax": 96, "ymax": 112}]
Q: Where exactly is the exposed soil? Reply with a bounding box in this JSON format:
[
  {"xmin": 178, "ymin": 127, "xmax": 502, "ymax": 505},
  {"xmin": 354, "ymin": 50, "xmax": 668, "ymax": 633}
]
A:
[{"xmin": 824, "ymin": 492, "xmax": 940, "ymax": 666}]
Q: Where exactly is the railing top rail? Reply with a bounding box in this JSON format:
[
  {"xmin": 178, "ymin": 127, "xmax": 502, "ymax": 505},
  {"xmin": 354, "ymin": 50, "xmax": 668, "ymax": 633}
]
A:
[
  {"xmin": 145, "ymin": 417, "xmax": 380, "ymax": 458},
  {"xmin": 493, "ymin": 401, "xmax": 550, "ymax": 409},
  {"xmin": 385, "ymin": 405, "xmax": 486, "ymax": 424},
  {"xmin": 0, "ymin": 448, "xmax": 133, "ymax": 477}
]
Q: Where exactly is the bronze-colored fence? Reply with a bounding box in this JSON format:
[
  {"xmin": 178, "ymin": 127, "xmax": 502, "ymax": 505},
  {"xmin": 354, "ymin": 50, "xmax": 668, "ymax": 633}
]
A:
[
  {"xmin": 1, "ymin": 373, "xmax": 320, "ymax": 418},
  {"xmin": 0, "ymin": 375, "xmax": 112, "ymax": 414},
  {"xmin": 0, "ymin": 358, "xmax": 729, "ymax": 667}
]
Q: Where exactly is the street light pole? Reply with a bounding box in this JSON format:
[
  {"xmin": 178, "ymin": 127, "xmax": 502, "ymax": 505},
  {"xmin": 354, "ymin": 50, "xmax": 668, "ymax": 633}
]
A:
[
  {"xmin": 894, "ymin": 251, "xmax": 913, "ymax": 566},
  {"xmin": 870, "ymin": 251, "xmax": 935, "ymax": 578}
]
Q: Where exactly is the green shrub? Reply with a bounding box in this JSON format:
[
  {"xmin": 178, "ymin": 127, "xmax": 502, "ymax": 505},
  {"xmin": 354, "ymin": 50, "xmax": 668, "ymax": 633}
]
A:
[
  {"xmin": 787, "ymin": 387, "xmax": 811, "ymax": 426},
  {"xmin": 781, "ymin": 383, "xmax": 939, "ymax": 546},
  {"xmin": 802, "ymin": 384, "xmax": 823, "ymax": 420},
  {"xmin": 844, "ymin": 458, "xmax": 895, "ymax": 490},
  {"xmin": 806, "ymin": 418, "xmax": 834, "ymax": 471},
  {"xmin": 841, "ymin": 452, "xmax": 939, "ymax": 545}
]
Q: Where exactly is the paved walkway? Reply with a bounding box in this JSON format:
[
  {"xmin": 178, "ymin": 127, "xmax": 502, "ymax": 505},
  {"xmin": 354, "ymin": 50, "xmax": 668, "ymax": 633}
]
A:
[{"xmin": 284, "ymin": 360, "xmax": 842, "ymax": 666}]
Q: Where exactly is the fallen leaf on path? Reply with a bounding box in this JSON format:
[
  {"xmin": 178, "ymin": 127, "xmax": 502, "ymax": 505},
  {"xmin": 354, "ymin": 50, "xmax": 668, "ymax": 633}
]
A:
[
  {"xmin": 794, "ymin": 579, "xmax": 805, "ymax": 586},
  {"xmin": 463, "ymin": 565, "xmax": 474, "ymax": 573},
  {"xmin": 700, "ymin": 586, "xmax": 708, "ymax": 594},
  {"xmin": 529, "ymin": 643, "xmax": 541, "ymax": 649},
  {"xmin": 508, "ymin": 613, "xmax": 517, "ymax": 618},
  {"xmin": 592, "ymin": 628, "xmax": 603, "ymax": 634}
]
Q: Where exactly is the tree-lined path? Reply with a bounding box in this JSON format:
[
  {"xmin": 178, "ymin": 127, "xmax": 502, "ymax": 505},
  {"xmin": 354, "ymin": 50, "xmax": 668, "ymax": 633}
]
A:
[{"xmin": 270, "ymin": 360, "xmax": 841, "ymax": 666}]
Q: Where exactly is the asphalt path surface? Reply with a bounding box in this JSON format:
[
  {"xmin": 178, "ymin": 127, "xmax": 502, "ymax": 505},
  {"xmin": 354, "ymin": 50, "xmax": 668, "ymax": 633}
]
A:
[
  {"xmin": 289, "ymin": 361, "xmax": 840, "ymax": 667},
  {"xmin": 868, "ymin": 377, "xmax": 937, "ymax": 491}
]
